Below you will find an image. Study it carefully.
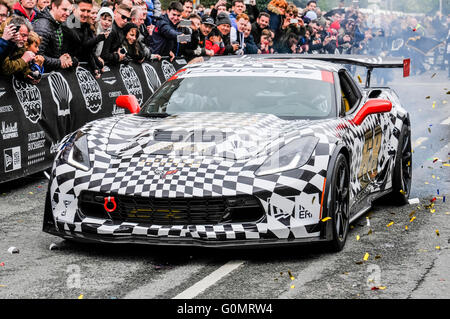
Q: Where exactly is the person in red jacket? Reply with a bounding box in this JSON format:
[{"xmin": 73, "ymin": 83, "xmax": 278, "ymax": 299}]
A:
[
  {"xmin": 205, "ymin": 27, "xmax": 225, "ymax": 56},
  {"xmin": 12, "ymin": 0, "xmax": 37, "ymax": 23}
]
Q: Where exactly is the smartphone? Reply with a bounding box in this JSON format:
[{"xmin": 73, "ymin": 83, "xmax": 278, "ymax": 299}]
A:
[
  {"xmin": 177, "ymin": 34, "xmax": 191, "ymax": 42},
  {"xmin": 178, "ymin": 19, "xmax": 191, "ymax": 28},
  {"xmin": 244, "ymin": 0, "xmax": 251, "ymax": 4},
  {"xmin": 290, "ymin": 18, "xmax": 298, "ymax": 24}
]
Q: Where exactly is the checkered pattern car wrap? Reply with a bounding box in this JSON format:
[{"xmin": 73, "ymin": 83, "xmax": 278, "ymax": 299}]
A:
[{"xmin": 44, "ymin": 59, "xmax": 409, "ymax": 246}]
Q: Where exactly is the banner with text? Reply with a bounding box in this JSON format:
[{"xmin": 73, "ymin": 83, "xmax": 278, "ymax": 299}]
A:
[{"xmin": 0, "ymin": 59, "xmax": 186, "ymax": 184}]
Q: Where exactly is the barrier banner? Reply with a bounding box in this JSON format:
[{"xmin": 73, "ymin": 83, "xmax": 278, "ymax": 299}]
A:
[{"xmin": 0, "ymin": 58, "xmax": 186, "ymax": 184}]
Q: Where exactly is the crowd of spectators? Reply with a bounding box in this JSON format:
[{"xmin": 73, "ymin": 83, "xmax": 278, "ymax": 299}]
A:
[{"xmin": 0, "ymin": 0, "xmax": 449, "ymax": 84}]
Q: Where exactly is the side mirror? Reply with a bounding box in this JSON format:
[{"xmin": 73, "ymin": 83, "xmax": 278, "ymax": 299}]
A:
[
  {"xmin": 351, "ymin": 99, "xmax": 392, "ymax": 126},
  {"xmin": 116, "ymin": 95, "xmax": 140, "ymax": 114}
]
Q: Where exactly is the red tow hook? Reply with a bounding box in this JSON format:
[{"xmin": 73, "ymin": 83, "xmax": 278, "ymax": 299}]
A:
[{"xmin": 104, "ymin": 196, "xmax": 117, "ymax": 213}]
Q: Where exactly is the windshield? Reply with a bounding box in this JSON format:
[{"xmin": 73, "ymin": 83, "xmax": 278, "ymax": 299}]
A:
[{"xmin": 141, "ymin": 75, "xmax": 336, "ymax": 120}]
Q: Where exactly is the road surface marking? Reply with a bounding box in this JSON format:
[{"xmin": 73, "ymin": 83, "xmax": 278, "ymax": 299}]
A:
[
  {"xmin": 173, "ymin": 260, "xmax": 244, "ymax": 299},
  {"xmin": 440, "ymin": 117, "xmax": 450, "ymax": 125},
  {"xmin": 124, "ymin": 263, "xmax": 205, "ymax": 299},
  {"xmin": 413, "ymin": 137, "xmax": 428, "ymax": 148}
]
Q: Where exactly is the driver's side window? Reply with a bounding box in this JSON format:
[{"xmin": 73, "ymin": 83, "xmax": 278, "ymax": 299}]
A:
[{"xmin": 338, "ymin": 70, "xmax": 361, "ymax": 115}]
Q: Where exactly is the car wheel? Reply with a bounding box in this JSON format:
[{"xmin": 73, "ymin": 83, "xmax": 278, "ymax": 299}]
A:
[
  {"xmin": 389, "ymin": 124, "xmax": 412, "ymax": 205},
  {"xmin": 326, "ymin": 153, "xmax": 350, "ymax": 252}
]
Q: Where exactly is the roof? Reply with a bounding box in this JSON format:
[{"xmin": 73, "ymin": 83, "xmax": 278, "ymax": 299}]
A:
[{"xmin": 184, "ymin": 55, "xmax": 341, "ymax": 76}]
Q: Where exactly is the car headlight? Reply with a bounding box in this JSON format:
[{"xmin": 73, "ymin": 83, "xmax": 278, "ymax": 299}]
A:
[
  {"xmin": 67, "ymin": 133, "xmax": 91, "ymax": 171},
  {"xmin": 255, "ymin": 136, "xmax": 319, "ymax": 176}
]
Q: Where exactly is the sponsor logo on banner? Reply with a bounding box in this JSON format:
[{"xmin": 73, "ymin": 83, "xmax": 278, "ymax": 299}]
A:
[
  {"xmin": 28, "ymin": 151, "xmax": 46, "ymax": 166},
  {"xmin": 161, "ymin": 60, "xmax": 177, "ymax": 80},
  {"xmin": 75, "ymin": 66, "xmax": 102, "ymax": 114},
  {"xmin": 48, "ymin": 72, "xmax": 72, "ymax": 116},
  {"xmin": 142, "ymin": 63, "xmax": 161, "ymax": 93},
  {"xmin": 1, "ymin": 121, "xmax": 19, "ymax": 140},
  {"xmin": 4, "ymin": 146, "xmax": 21, "ymax": 172},
  {"xmin": 108, "ymin": 91, "xmax": 125, "ymax": 115},
  {"xmin": 28, "ymin": 131, "xmax": 45, "ymax": 151},
  {"xmin": 12, "ymin": 76, "xmax": 42, "ymax": 123},
  {"xmin": 0, "ymin": 105, "xmax": 13, "ymax": 113},
  {"xmin": 119, "ymin": 64, "xmax": 143, "ymax": 104}
]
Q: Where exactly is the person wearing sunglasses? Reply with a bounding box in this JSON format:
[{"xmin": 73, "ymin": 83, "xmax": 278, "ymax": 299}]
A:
[{"xmin": 99, "ymin": 2, "xmax": 132, "ymax": 65}]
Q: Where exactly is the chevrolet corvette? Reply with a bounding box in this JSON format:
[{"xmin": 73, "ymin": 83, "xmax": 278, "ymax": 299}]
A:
[{"xmin": 43, "ymin": 55, "xmax": 412, "ymax": 251}]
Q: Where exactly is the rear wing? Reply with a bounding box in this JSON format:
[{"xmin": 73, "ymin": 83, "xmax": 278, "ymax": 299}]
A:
[{"xmin": 246, "ymin": 54, "xmax": 411, "ymax": 88}]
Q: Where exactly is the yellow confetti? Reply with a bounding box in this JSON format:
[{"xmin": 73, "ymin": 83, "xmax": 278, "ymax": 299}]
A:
[
  {"xmin": 410, "ymin": 216, "xmax": 416, "ymax": 222},
  {"xmin": 425, "ymin": 182, "xmax": 429, "ymax": 185},
  {"xmin": 356, "ymin": 235, "xmax": 360, "ymax": 241},
  {"xmin": 400, "ymin": 189, "xmax": 406, "ymax": 195},
  {"xmin": 29, "ymin": 192, "xmax": 33, "ymax": 195},
  {"xmin": 386, "ymin": 221, "xmax": 394, "ymax": 227},
  {"xmin": 443, "ymin": 164, "xmax": 450, "ymax": 167},
  {"xmin": 436, "ymin": 246, "xmax": 441, "ymax": 250},
  {"xmin": 288, "ymin": 270, "xmax": 295, "ymax": 281},
  {"xmin": 321, "ymin": 217, "xmax": 332, "ymax": 222},
  {"xmin": 78, "ymin": 294, "xmax": 84, "ymax": 299},
  {"xmin": 379, "ymin": 286, "xmax": 387, "ymax": 290},
  {"xmin": 405, "ymin": 225, "xmax": 408, "ymax": 230},
  {"xmin": 432, "ymin": 175, "xmax": 436, "ymax": 179},
  {"xmin": 435, "ymin": 230, "xmax": 440, "ymax": 236},
  {"xmin": 0, "ymin": 285, "xmax": 6, "ymax": 287},
  {"xmin": 409, "ymin": 211, "xmax": 416, "ymax": 218},
  {"xmin": 363, "ymin": 253, "xmax": 370, "ymax": 261},
  {"xmin": 367, "ymin": 229, "xmax": 373, "ymax": 235},
  {"xmin": 291, "ymin": 285, "xmax": 295, "ymax": 289},
  {"xmin": 430, "ymin": 209, "xmax": 436, "ymax": 214},
  {"xmin": 432, "ymin": 101, "xmax": 436, "ymax": 108}
]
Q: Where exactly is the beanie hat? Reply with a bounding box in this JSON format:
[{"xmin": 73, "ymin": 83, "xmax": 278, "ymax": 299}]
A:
[{"xmin": 216, "ymin": 12, "xmax": 231, "ymax": 26}]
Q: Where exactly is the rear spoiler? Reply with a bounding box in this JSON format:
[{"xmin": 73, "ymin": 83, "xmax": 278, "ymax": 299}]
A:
[{"xmin": 254, "ymin": 54, "xmax": 411, "ymax": 88}]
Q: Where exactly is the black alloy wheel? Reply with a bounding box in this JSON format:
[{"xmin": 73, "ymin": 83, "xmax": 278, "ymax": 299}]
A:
[
  {"xmin": 390, "ymin": 125, "xmax": 412, "ymax": 205},
  {"xmin": 327, "ymin": 153, "xmax": 350, "ymax": 252}
]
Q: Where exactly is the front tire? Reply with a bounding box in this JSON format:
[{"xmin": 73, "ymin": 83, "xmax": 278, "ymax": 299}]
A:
[{"xmin": 326, "ymin": 153, "xmax": 350, "ymax": 252}]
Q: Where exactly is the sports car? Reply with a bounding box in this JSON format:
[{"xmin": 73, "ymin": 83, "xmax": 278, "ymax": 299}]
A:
[{"xmin": 43, "ymin": 55, "xmax": 412, "ymax": 251}]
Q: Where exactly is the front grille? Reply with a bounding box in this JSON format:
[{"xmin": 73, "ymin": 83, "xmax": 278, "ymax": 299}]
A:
[{"xmin": 79, "ymin": 191, "xmax": 265, "ymax": 225}]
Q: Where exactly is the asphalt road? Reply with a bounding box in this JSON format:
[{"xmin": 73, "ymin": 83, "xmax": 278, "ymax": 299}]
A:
[{"xmin": 0, "ymin": 70, "xmax": 449, "ymax": 304}]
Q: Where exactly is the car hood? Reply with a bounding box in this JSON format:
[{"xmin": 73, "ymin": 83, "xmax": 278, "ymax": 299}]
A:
[{"xmin": 105, "ymin": 112, "xmax": 311, "ymax": 160}]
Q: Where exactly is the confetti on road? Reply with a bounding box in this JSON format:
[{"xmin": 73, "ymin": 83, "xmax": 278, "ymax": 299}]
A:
[
  {"xmin": 321, "ymin": 217, "xmax": 331, "ymax": 222},
  {"xmin": 387, "ymin": 221, "xmax": 394, "ymax": 227},
  {"xmin": 78, "ymin": 294, "xmax": 84, "ymax": 299},
  {"xmin": 7, "ymin": 247, "xmax": 19, "ymax": 254},
  {"xmin": 0, "ymin": 262, "xmax": 4, "ymax": 266},
  {"xmin": 363, "ymin": 253, "xmax": 370, "ymax": 261},
  {"xmin": 410, "ymin": 216, "xmax": 416, "ymax": 222},
  {"xmin": 435, "ymin": 230, "xmax": 440, "ymax": 236},
  {"xmin": 288, "ymin": 270, "xmax": 295, "ymax": 281},
  {"xmin": 356, "ymin": 235, "xmax": 360, "ymax": 241}
]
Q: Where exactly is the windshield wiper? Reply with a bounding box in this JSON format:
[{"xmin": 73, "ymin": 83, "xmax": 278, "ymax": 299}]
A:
[{"xmin": 140, "ymin": 112, "xmax": 171, "ymax": 118}]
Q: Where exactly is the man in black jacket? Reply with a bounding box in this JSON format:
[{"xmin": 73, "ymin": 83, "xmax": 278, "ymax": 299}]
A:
[
  {"xmin": 100, "ymin": 2, "xmax": 131, "ymax": 65},
  {"xmin": 33, "ymin": 0, "xmax": 74, "ymax": 72},
  {"xmin": 150, "ymin": 1, "xmax": 184, "ymax": 57},
  {"xmin": 64, "ymin": 0, "xmax": 105, "ymax": 75}
]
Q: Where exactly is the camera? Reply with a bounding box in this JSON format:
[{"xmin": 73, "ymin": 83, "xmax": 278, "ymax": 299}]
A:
[
  {"xmin": 177, "ymin": 34, "xmax": 191, "ymax": 43},
  {"xmin": 119, "ymin": 48, "xmax": 127, "ymax": 54},
  {"xmin": 290, "ymin": 18, "xmax": 298, "ymax": 24}
]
